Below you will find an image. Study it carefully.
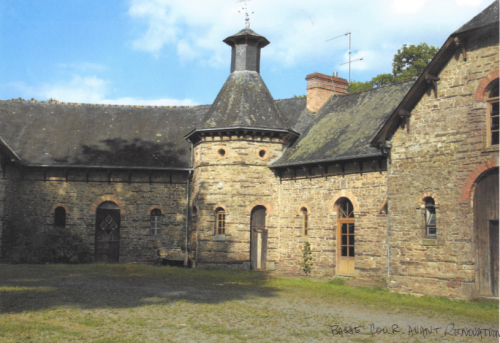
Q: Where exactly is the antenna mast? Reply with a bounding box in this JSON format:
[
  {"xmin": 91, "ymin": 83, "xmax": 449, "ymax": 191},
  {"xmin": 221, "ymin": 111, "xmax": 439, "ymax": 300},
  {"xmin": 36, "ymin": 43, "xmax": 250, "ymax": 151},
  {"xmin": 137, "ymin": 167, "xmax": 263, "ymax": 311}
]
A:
[
  {"xmin": 237, "ymin": 0, "xmax": 254, "ymax": 29},
  {"xmin": 326, "ymin": 32, "xmax": 363, "ymax": 83}
]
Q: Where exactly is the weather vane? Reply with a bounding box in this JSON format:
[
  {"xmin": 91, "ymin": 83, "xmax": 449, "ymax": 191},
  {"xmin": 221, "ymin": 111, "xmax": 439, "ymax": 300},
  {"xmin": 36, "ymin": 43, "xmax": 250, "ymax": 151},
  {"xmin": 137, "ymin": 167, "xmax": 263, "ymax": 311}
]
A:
[{"xmin": 237, "ymin": 0, "xmax": 254, "ymax": 29}]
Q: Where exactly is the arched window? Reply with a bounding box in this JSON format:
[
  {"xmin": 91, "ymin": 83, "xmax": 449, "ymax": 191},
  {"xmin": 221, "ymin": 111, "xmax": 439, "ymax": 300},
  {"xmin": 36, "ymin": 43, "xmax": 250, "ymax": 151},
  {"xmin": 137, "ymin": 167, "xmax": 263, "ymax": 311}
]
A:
[
  {"xmin": 337, "ymin": 198, "xmax": 355, "ymax": 276},
  {"xmin": 150, "ymin": 209, "xmax": 162, "ymax": 236},
  {"xmin": 424, "ymin": 197, "xmax": 436, "ymax": 236},
  {"xmin": 338, "ymin": 198, "xmax": 355, "ymax": 219},
  {"xmin": 54, "ymin": 206, "xmax": 66, "ymax": 228},
  {"xmin": 215, "ymin": 207, "xmax": 226, "ymax": 235},
  {"xmin": 488, "ymin": 82, "xmax": 499, "ymax": 146},
  {"xmin": 301, "ymin": 207, "xmax": 308, "ymax": 236}
]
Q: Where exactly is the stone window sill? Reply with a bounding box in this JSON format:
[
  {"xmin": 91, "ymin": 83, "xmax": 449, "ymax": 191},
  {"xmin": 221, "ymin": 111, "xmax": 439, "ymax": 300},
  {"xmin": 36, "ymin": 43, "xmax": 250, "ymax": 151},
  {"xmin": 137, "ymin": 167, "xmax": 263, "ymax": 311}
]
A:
[
  {"xmin": 212, "ymin": 234, "xmax": 230, "ymax": 242},
  {"xmin": 147, "ymin": 235, "xmax": 162, "ymax": 241},
  {"xmin": 420, "ymin": 238, "xmax": 437, "ymax": 246},
  {"xmin": 481, "ymin": 145, "xmax": 499, "ymax": 154},
  {"xmin": 298, "ymin": 236, "xmax": 310, "ymax": 243}
]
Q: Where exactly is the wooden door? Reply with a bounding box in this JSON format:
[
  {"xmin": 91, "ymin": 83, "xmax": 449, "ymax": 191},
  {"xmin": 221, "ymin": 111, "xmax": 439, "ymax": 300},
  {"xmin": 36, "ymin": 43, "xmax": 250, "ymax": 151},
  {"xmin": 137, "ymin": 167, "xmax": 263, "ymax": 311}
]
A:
[
  {"xmin": 250, "ymin": 206, "xmax": 267, "ymax": 270},
  {"xmin": 474, "ymin": 168, "xmax": 499, "ymax": 297},
  {"xmin": 95, "ymin": 202, "xmax": 120, "ymax": 263},
  {"xmin": 337, "ymin": 198, "xmax": 355, "ymax": 276}
]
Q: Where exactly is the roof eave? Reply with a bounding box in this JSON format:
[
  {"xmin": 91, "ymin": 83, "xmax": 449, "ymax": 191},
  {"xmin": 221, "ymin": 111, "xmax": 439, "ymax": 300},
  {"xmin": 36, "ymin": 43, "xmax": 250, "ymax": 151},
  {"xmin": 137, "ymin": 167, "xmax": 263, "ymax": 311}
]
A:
[
  {"xmin": 271, "ymin": 152, "xmax": 385, "ymax": 169},
  {"xmin": 184, "ymin": 126, "xmax": 300, "ymax": 142},
  {"xmin": 372, "ymin": 20, "xmax": 499, "ymax": 147},
  {"xmin": 371, "ymin": 37, "xmax": 457, "ymax": 146}
]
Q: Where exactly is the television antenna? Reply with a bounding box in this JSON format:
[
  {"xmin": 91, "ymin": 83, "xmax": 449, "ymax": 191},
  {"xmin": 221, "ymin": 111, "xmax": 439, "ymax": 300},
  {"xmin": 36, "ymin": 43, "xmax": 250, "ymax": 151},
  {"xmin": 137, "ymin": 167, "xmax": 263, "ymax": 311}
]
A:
[
  {"xmin": 326, "ymin": 32, "xmax": 363, "ymax": 83},
  {"xmin": 237, "ymin": 0, "xmax": 254, "ymax": 29}
]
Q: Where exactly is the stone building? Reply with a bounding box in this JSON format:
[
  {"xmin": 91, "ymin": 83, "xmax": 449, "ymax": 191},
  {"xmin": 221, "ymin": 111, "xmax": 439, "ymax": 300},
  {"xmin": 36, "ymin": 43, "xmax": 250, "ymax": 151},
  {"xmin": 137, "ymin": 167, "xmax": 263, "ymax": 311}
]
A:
[{"xmin": 0, "ymin": 2, "xmax": 497, "ymax": 299}]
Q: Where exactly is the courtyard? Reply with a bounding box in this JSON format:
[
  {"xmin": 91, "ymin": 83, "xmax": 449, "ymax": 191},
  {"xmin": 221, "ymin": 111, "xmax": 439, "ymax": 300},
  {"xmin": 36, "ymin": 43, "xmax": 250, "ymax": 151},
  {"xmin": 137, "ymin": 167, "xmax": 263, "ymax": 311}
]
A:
[{"xmin": 0, "ymin": 264, "xmax": 498, "ymax": 342}]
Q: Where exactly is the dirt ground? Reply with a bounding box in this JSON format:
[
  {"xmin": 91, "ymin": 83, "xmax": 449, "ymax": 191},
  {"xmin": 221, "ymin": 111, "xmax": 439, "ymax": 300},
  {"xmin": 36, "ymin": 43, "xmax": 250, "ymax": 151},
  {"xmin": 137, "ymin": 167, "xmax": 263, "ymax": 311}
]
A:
[{"xmin": 0, "ymin": 264, "xmax": 498, "ymax": 342}]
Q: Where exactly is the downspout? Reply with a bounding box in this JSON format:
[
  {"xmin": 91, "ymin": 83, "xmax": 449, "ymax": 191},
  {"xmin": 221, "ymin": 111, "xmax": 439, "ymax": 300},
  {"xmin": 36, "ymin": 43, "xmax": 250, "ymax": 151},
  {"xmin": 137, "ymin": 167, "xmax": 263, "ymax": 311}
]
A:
[
  {"xmin": 190, "ymin": 142, "xmax": 197, "ymax": 266},
  {"xmin": 382, "ymin": 141, "xmax": 392, "ymax": 278},
  {"xmin": 184, "ymin": 169, "xmax": 192, "ymax": 267},
  {"xmin": 386, "ymin": 157, "xmax": 390, "ymax": 278}
]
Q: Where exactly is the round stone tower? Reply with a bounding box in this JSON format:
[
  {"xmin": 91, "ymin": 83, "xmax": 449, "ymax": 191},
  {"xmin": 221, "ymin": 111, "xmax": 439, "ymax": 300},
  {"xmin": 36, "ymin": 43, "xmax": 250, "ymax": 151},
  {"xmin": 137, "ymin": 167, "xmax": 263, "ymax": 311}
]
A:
[{"xmin": 185, "ymin": 28, "xmax": 298, "ymax": 271}]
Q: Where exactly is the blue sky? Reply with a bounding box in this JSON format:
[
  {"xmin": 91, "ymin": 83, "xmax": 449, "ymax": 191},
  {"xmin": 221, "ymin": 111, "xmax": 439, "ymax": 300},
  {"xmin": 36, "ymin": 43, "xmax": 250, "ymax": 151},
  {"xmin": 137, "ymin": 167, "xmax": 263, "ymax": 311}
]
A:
[{"xmin": 0, "ymin": 0, "xmax": 493, "ymax": 105}]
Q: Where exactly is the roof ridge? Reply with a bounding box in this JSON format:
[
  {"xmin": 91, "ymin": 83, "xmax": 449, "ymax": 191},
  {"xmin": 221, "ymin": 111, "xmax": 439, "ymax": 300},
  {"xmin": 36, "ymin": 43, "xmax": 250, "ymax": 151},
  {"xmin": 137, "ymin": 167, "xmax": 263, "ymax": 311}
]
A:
[
  {"xmin": 344, "ymin": 78, "xmax": 416, "ymax": 96},
  {"xmin": 0, "ymin": 99, "xmax": 211, "ymax": 109},
  {"xmin": 275, "ymin": 97, "xmax": 307, "ymax": 101}
]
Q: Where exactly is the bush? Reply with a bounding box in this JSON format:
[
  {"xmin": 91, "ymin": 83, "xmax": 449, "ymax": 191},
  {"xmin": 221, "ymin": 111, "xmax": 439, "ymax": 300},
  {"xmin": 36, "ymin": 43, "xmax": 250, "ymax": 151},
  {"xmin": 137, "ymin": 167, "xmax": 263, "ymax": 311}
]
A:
[
  {"xmin": 8, "ymin": 226, "xmax": 92, "ymax": 264},
  {"xmin": 300, "ymin": 241, "xmax": 313, "ymax": 275}
]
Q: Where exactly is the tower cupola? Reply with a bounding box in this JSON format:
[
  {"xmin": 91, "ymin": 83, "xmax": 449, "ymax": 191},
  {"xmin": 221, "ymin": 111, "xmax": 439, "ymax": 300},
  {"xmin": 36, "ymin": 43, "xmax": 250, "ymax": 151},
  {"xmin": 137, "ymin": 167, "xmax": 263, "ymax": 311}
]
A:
[{"xmin": 223, "ymin": 29, "xmax": 270, "ymax": 73}]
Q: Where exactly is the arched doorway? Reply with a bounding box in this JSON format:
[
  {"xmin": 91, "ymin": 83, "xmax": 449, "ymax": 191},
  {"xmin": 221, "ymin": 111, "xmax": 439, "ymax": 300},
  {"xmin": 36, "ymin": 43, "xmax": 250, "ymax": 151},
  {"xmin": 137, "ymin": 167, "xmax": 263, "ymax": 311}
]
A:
[
  {"xmin": 95, "ymin": 201, "xmax": 121, "ymax": 262},
  {"xmin": 250, "ymin": 206, "xmax": 267, "ymax": 270},
  {"xmin": 474, "ymin": 168, "xmax": 499, "ymax": 297},
  {"xmin": 337, "ymin": 198, "xmax": 355, "ymax": 276}
]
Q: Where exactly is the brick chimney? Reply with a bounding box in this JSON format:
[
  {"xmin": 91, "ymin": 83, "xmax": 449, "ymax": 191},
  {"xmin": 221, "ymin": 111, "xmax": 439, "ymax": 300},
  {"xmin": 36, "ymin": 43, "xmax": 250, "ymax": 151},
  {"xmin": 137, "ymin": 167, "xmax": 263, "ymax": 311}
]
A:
[{"xmin": 306, "ymin": 72, "xmax": 348, "ymax": 113}]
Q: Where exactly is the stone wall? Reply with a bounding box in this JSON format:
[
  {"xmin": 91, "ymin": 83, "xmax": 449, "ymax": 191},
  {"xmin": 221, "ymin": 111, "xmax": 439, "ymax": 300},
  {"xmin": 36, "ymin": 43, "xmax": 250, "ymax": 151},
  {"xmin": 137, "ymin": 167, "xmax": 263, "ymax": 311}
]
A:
[
  {"xmin": 191, "ymin": 133, "xmax": 389, "ymax": 278},
  {"xmin": 277, "ymin": 161, "xmax": 388, "ymax": 278},
  {"xmin": 387, "ymin": 30, "xmax": 499, "ymax": 298},
  {"xmin": 0, "ymin": 163, "xmax": 190, "ymax": 263},
  {"xmin": 191, "ymin": 136, "xmax": 284, "ymax": 269}
]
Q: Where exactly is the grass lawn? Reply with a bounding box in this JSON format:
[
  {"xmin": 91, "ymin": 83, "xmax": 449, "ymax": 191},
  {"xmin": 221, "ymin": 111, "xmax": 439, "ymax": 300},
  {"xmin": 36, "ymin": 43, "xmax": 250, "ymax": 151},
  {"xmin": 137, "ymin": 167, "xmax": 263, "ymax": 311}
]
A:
[{"xmin": 0, "ymin": 264, "xmax": 498, "ymax": 342}]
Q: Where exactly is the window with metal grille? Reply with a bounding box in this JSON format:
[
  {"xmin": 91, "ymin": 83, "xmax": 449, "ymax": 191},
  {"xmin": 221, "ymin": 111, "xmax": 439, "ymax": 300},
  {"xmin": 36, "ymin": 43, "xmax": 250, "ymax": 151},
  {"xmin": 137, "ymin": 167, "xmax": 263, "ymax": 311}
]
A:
[
  {"xmin": 301, "ymin": 207, "xmax": 308, "ymax": 236},
  {"xmin": 488, "ymin": 83, "xmax": 499, "ymax": 146},
  {"xmin": 215, "ymin": 208, "xmax": 225, "ymax": 235},
  {"xmin": 54, "ymin": 206, "xmax": 66, "ymax": 228},
  {"xmin": 425, "ymin": 198, "xmax": 436, "ymax": 236},
  {"xmin": 150, "ymin": 209, "xmax": 162, "ymax": 235}
]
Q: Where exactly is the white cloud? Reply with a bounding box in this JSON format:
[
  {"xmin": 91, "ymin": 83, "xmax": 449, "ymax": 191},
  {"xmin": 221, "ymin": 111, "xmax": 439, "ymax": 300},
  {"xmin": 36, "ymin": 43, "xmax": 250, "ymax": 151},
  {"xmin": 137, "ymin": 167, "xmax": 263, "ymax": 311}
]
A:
[
  {"xmin": 127, "ymin": 0, "xmax": 489, "ymax": 73},
  {"xmin": 457, "ymin": 0, "xmax": 483, "ymax": 6},
  {"xmin": 392, "ymin": 0, "xmax": 427, "ymax": 14},
  {"xmin": 5, "ymin": 76, "xmax": 195, "ymax": 106}
]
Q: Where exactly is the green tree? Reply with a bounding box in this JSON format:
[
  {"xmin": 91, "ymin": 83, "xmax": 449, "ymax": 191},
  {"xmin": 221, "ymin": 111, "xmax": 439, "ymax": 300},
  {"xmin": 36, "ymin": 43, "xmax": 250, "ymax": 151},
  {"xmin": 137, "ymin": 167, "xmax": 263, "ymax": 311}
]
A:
[
  {"xmin": 348, "ymin": 43, "xmax": 438, "ymax": 93},
  {"xmin": 392, "ymin": 43, "xmax": 439, "ymax": 81},
  {"xmin": 347, "ymin": 80, "xmax": 373, "ymax": 93}
]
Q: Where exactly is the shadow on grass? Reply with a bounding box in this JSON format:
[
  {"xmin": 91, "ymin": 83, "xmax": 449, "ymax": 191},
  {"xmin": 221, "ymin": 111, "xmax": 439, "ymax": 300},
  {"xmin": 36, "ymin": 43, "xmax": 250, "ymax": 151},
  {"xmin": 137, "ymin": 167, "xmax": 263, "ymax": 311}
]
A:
[{"xmin": 0, "ymin": 264, "xmax": 278, "ymax": 314}]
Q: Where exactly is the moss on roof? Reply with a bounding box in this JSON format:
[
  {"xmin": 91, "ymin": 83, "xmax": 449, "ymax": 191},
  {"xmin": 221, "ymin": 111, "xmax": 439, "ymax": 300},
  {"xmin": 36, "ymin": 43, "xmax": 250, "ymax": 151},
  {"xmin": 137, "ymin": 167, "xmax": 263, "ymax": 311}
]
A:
[{"xmin": 273, "ymin": 80, "xmax": 415, "ymax": 167}]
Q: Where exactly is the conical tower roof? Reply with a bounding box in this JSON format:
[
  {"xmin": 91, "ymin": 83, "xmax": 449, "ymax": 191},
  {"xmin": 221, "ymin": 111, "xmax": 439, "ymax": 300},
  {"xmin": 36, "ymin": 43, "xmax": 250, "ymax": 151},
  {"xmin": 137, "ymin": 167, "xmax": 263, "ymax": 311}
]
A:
[
  {"xmin": 184, "ymin": 28, "xmax": 299, "ymax": 144},
  {"xmin": 200, "ymin": 70, "xmax": 292, "ymax": 130}
]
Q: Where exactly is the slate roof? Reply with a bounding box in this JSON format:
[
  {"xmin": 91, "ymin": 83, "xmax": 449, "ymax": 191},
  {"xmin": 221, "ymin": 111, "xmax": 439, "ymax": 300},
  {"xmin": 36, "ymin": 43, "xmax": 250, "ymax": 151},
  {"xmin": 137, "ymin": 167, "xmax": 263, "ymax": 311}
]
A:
[
  {"xmin": 0, "ymin": 100, "xmax": 209, "ymax": 169},
  {"xmin": 223, "ymin": 28, "xmax": 270, "ymax": 47},
  {"xmin": 275, "ymin": 98, "xmax": 307, "ymax": 129},
  {"xmin": 454, "ymin": 0, "xmax": 498, "ymax": 35},
  {"xmin": 0, "ymin": 95, "xmax": 308, "ymax": 169},
  {"xmin": 199, "ymin": 71, "xmax": 293, "ymax": 130},
  {"xmin": 272, "ymin": 80, "xmax": 415, "ymax": 167}
]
